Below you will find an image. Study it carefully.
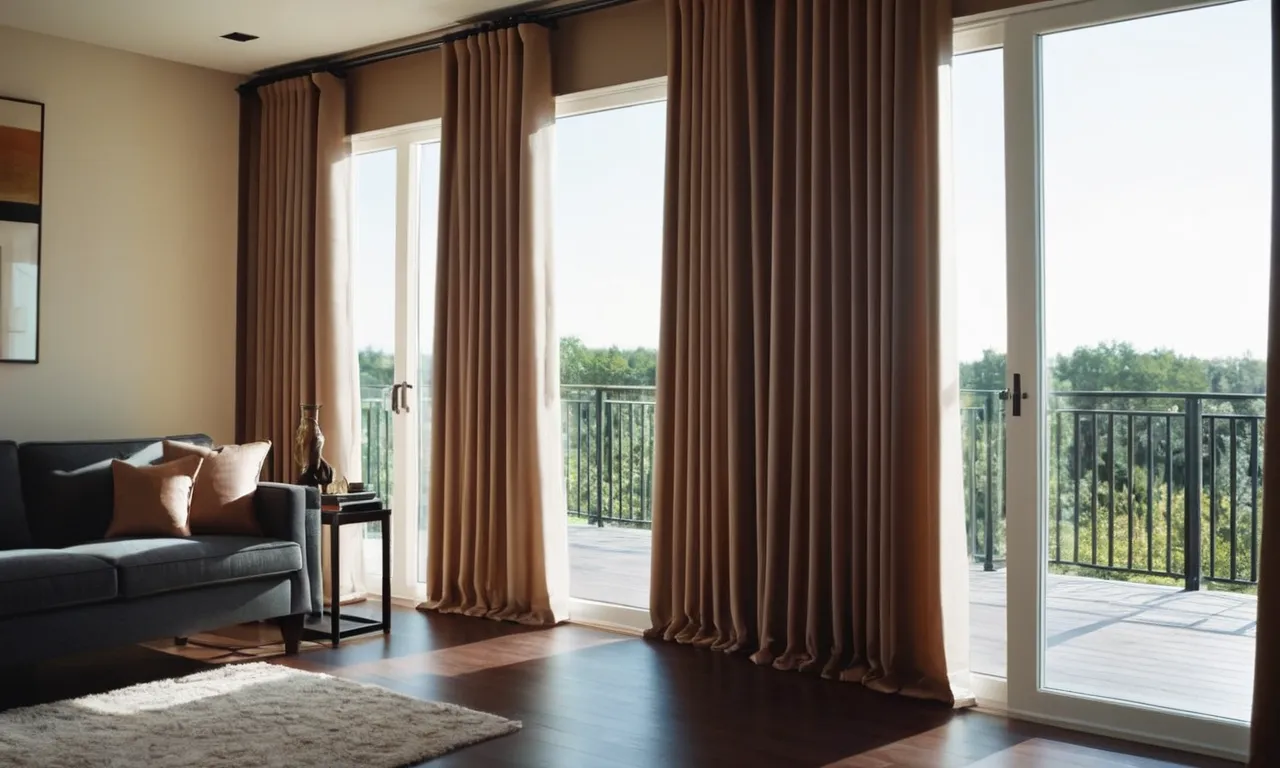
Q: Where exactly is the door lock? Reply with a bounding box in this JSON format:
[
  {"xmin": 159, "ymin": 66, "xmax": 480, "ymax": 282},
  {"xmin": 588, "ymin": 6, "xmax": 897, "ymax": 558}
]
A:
[{"xmin": 999, "ymin": 373, "xmax": 1029, "ymax": 416}]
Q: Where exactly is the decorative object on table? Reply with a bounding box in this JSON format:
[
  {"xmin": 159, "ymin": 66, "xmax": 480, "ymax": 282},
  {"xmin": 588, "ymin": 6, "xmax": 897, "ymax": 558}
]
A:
[
  {"xmin": 0, "ymin": 663, "xmax": 520, "ymax": 767},
  {"xmin": 0, "ymin": 95, "xmax": 44, "ymax": 363},
  {"xmin": 293, "ymin": 403, "xmax": 335, "ymax": 488},
  {"xmin": 305, "ymin": 504, "xmax": 392, "ymax": 647}
]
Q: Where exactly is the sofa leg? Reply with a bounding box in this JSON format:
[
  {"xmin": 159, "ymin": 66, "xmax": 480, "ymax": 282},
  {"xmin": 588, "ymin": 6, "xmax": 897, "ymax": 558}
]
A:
[
  {"xmin": 278, "ymin": 614, "xmax": 305, "ymax": 655},
  {"xmin": 174, "ymin": 636, "xmax": 188, "ymax": 646}
]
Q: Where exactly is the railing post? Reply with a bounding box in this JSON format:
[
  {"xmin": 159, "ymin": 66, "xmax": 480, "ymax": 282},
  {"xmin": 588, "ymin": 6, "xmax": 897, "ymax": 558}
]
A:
[
  {"xmin": 1185, "ymin": 396, "xmax": 1203, "ymax": 591},
  {"xmin": 984, "ymin": 392, "xmax": 996, "ymax": 572},
  {"xmin": 594, "ymin": 388, "xmax": 605, "ymax": 528}
]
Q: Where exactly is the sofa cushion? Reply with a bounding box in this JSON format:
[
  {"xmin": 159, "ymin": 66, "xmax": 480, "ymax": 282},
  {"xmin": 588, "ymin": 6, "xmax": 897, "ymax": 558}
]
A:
[
  {"xmin": 0, "ymin": 549, "xmax": 117, "ymax": 619},
  {"xmin": 107, "ymin": 455, "xmax": 203, "ymax": 538},
  {"xmin": 163, "ymin": 441, "xmax": 271, "ymax": 535},
  {"xmin": 0, "ymin": 441, "xmax": 31, "ymax": 550},
  {"xmin": 64, "ymin": 536, "xmax": 302, "ymax": 599},
  {"xmin": 18, "ymin": 435, "xmax": 212, "ymax": 548}
]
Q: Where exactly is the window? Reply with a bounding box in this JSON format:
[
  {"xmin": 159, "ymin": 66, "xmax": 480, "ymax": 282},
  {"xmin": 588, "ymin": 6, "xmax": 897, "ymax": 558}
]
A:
[{"xmin": 554, "ymin": 79, "xmax": 666, "ymax": 620}]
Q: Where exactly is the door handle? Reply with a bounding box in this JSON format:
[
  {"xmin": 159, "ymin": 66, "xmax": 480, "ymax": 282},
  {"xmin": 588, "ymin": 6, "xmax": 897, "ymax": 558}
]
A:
[
  {"xmin": 389, "ymin": 383, "xmax": 402, "ymax": 414},
  {"xmin": 401, "ymin": 383, "xmax": 413, "ymax": 413},
  {"xmin": 999, "ymin": 373, "xmax": 1029, "ymax": 416}
]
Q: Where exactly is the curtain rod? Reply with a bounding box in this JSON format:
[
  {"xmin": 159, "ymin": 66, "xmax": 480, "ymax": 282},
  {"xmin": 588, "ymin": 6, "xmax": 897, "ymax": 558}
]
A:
[{"xmin": 236, "ymin": 0, "xmax": 641, "ymax": 95}]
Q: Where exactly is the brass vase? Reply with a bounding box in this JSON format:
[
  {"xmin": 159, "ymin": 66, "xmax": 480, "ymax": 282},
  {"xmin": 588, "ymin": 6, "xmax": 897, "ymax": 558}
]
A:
[{"xmin": 294, "ymin": 404, "xmax": 334, "ymax": 488}]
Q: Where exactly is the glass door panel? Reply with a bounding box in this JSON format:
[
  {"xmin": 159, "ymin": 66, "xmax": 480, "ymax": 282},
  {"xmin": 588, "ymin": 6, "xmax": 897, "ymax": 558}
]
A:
[
  {"xmin": 415, "ymin": 141, "xmax": 442, "ymax": 586},
  {"xmin": 351, "ymin": 123, "xmax": 441, "ymax": 601},
  {"xmin": 1002, "ymin": 0, "xmax": 1265, "ymax": 754},
  {"xmin": 1037, "ymin": 0, "xmax": 1267, "ymax": 722},
  {"xmin": 353, "ymin": 148, "xmax": 397, "ymax": 588},
  {"xmin": 554, "ymin": 94, "xmax": 666, "ymax": 612},
  {"xmin": 953, "ymin": 43, "xmax": 1009, "ymax": 683}
]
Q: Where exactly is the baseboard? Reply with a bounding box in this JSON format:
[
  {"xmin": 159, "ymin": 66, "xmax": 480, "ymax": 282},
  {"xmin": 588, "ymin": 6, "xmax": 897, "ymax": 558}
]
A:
[
  {"xmin": 567, "ymin": 598, "xmax": 648, "ymax": 636},
  {"xmin": 987, "ymin": 705, "xmax": 1248, "ymax": 763}
]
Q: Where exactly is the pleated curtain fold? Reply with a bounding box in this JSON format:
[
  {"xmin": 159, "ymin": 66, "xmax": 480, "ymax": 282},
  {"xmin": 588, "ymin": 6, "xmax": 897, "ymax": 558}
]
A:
[
  {"xmin": 648, "ymin": 0, "xmax": 968, "ymax": 703},
  {"xmin": 238, "ymin": 73, "xmax": 364, "ymax": 604},
  {"xmin": 419, "ymin": 24, "xmax": 569, "ymax": 625}
]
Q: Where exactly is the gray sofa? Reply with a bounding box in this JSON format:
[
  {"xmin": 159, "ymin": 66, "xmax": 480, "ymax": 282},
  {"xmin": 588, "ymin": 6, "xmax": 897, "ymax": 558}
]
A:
[{"xmin": 0, "ymin": 435, "xmax": 322, "ymax": 665}]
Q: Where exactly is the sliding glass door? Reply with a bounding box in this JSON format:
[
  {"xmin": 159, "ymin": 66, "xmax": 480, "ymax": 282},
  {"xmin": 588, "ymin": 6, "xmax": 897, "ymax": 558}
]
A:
[
  {"xmin": 998, "ymin": 0, "xmax": 1266, "ymax": 756},
  {"xmin": 351, "ymin": 122, "xmax": 441, "ymax": 601}
]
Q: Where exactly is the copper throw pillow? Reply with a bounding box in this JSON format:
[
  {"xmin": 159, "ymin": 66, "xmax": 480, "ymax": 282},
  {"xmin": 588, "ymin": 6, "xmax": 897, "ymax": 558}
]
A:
[
  {"xmin": 163, "ymin": 440, "xmax": 271, "ymax": 535},
  {"xmin": 106, "ymin": 455, "xmax": 203, "ymax": 538}
]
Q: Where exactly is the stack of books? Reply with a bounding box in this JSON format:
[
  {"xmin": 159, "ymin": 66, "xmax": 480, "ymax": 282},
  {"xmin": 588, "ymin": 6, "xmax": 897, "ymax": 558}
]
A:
[{"xmin": 320, "ymin": 488, "xmax": 384, "ymax": 513}]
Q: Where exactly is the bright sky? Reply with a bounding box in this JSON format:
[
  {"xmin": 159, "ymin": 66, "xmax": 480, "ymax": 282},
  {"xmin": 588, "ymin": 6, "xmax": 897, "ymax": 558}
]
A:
[
  {"xmin": 352, "ymin": 102, "xmax": 664, "ymax": 356},
  {"xmin": 352, "ymin": 148, "xmax": 395, "ymax": 355},
  {"xmin": 552, "ymin": 101, "xmax": 666, "ymax": 349},
  {"xmin": 357, "ymin": 0, "xmax": 1271, "ymax": 366},
  {"xmin": 953, "ymin": 0, "xmax": 1271, "ymax": 363}
]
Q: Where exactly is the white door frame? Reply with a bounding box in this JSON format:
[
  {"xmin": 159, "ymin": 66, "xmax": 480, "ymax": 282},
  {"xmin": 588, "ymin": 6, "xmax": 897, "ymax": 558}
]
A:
[
  {"xmin": 351, "ymin": 120, "xmax": 441, "ymax": 602},
  {"xmin": 951, "ymin": 18, "xmax": 1008, "ymax": 710},
  {"xmin": 1000, "ymin": 0, "xmax": 1252, "ymax": 758}
]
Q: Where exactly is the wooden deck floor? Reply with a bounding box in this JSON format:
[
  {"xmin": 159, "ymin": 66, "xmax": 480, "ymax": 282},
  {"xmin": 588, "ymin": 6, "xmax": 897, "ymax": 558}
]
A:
[{"xmin": 568, "ymin": 525, "xmax": 1257, "ymax": 723}]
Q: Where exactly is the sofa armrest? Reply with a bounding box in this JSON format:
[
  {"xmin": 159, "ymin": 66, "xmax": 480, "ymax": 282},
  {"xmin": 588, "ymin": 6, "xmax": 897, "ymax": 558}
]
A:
[{"xmin": 254, "ymin": 483, "xmax": 322, "ymax": 617}]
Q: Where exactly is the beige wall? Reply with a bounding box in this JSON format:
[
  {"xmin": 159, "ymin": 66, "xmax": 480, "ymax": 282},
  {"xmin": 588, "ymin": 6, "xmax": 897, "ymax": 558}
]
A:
[
  {"xmin": 349, "ymin": 0, "xmax": 666, "ymax": 135},
  {"xmin": 345, "ymin": 0, "xmax": 1031, "ymax": 136},
  {"xmin": 0, "ymin": 25, "xmax": 240, "ymax": 443},
  {"xmin": 954, "ymin": 0, "xmax": 1045, "ymax": 17},
  {"xmin": 551, "ymin": 0, "xmax": 665, "ymax": 97}
]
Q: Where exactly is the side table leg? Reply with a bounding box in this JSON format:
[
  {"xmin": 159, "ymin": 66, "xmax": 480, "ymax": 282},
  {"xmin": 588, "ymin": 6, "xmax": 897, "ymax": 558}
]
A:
[
  {"xmin": 330, "ymin": 520, "xmax": 341, "ymax": 647},
  {"xmin": 382, "ymin": 512, "xmax": 392, "ymax": 634}
]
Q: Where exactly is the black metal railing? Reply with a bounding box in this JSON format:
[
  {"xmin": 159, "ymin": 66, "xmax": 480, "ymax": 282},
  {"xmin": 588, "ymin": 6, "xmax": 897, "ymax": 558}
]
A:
[
  {"xmin": 561, "ymin": 385, "xmax": 657, "ymax": 527},
  {"xmin": 962, "ymin": 390, "xmax": 1006, "ymax": 572},
  {"xmin": 360, "ymin": 385, "xmax": 394, "ymax": 501},
  {"xmin": 962, "ymin": 388, "xmax": 1265, "ymax": 589},
  {"xmin": 359, "ymin": 383, "xmax": 1264, "ymax": 590},
  {"xmin": 1045, "ymin": 391, "xmax": 1264, "ymax": 589},
  {"xmin": 361, "ymin": 383, "xmax": 660, "ymax": 528}
]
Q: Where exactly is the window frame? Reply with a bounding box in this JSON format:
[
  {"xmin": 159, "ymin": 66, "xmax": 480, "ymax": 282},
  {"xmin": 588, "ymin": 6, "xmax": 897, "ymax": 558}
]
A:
[{"xmin": 554, "ymin": 77, "xmax": 667, "ymax": 634}]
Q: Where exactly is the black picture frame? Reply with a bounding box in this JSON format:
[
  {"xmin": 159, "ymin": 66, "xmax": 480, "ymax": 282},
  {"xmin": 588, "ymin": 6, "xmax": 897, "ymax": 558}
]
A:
[{"xmin": 0, "ymin": 94, "xmax": 44, "ymax": 364}]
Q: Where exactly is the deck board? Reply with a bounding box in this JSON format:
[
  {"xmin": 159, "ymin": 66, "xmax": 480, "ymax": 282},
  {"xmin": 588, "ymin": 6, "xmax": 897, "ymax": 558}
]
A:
[{"xmin": 568, "ymin": 524, "xmax": 1257, "ymax": 722}]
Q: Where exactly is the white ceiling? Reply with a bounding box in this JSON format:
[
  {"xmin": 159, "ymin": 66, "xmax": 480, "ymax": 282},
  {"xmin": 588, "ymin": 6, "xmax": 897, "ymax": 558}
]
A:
[{"xmin": 0, "ymin": 0, "xmax": 529, "ymax": 75}]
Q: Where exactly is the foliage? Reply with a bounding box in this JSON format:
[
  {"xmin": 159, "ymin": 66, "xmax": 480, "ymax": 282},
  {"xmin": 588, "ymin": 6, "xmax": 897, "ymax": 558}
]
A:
[
  {"xmin": 560, "ymin": 337, "xmax": 658, "ymax": 525},
  {"xmin": 560, "ymin": 337, "xmax": 658, "ymax": 387},
  {"xmin": 961, "ymin": 342, "xmax": 1265, "ymax": 399},
  {"xmin": 960, "ymin": 342, "xmax": 1266, "ymax": 594},
  {"xmin": 362, "ymin": 337, "xmax": 1269, "ymax": 591},
  {"xmin": 359, "ymin": 347, "xmax": 396, "ymax": 389}
]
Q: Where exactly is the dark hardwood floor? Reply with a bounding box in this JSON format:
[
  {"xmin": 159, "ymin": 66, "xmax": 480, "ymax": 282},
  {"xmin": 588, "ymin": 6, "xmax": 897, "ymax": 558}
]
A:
[{"xmin": 0, "ymin": 605, "xmax": 1241, "ymax": 767}]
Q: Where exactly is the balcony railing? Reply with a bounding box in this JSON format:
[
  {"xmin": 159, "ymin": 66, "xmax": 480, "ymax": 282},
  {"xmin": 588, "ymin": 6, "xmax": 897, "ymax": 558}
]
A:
[
  {"xmin": 561, "ymin": 385, "xmax": 657, "ymax": 527},
  {"xmin": 964, "ymin": 388, "xmax": 1265, "ymax": 590},
  {"xmin": 360, "ymin": 384, "xmax": 1265, "ymax": 590},
  {"xmin": 360, "ymin": 386, "xmax": 394, "ymax": 502}
]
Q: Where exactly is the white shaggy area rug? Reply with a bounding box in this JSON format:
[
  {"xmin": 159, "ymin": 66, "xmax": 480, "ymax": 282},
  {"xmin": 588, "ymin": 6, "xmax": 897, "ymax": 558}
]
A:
[{"xmin": 0, "ymin": 662, "xmax": 520, "ymax": 768}]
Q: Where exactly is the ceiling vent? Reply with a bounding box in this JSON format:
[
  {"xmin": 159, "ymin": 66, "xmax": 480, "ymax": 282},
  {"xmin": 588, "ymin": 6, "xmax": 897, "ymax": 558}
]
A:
[{"xmin": 220, "ymin": 32, "xmax": 259, "ymax": 43}]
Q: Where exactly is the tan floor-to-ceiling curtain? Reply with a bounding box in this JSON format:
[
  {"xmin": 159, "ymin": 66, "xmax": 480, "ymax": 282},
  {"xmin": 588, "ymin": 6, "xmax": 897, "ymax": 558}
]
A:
[
  {"xmin": 239, "ymin": 73, "xmax": 365, "ymax": 604},
  {"xmin": 419, "ymin": 23, "xmax": 569, "ymax": 625},
  {"xmin": 648, "ymin": 0, "xmax": 968, "ymax": 702},
  {"xmin": 1249, "ymin": 2, "xmax": 1280, "ymax": 762}
]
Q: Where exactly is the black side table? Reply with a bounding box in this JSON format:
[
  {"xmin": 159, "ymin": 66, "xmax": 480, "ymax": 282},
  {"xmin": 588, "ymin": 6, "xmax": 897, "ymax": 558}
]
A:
[{"xmin": 303, "ymin": 507, "xmax": 392, "ymax": 647}]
